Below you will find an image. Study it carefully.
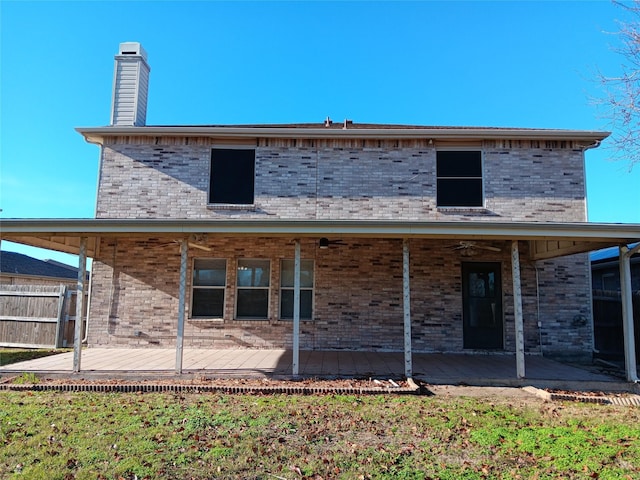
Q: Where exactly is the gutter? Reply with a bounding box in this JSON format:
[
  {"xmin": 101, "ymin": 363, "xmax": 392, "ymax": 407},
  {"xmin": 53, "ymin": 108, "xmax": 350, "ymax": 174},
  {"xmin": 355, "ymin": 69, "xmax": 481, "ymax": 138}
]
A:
[
  {"xmin": 1, "ymin": 218, "xmax": 639, "ymax": 240},
  {"xmin": 75, "ymin": 126, "xmax": 611, "ymax": 145}
]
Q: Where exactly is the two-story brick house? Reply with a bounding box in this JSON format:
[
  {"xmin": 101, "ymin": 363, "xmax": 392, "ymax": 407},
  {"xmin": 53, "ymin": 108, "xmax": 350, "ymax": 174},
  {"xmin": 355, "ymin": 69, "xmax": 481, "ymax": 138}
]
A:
[{"xmin": 3, "ymin": 43, "xmax": 639, "ymax": 380}]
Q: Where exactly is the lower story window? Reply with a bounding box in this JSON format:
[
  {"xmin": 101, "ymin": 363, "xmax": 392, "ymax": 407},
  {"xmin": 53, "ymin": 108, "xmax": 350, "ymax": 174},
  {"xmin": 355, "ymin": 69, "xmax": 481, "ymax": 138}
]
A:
[
  {"xmin": 236, "ymin": 259, "xmax": 270, "ymax": 319},
  {"xmin": 191, "ymin": 259, "xmax": 226, "ymax": 318},
  {"xmin": 280, "ymin": 259, "xmax": 314, "ymax": 320}
]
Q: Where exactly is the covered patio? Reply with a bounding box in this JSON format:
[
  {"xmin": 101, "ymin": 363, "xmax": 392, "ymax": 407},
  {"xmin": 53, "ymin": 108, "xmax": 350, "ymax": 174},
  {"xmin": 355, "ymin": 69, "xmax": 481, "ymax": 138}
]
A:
[
  {"xmin": 0, "ymin": 348, "xmax": 627, "ymax": 390},
  {"xmin": 2, "ymin": 218, "xmax": 640, "ymax": 384}
]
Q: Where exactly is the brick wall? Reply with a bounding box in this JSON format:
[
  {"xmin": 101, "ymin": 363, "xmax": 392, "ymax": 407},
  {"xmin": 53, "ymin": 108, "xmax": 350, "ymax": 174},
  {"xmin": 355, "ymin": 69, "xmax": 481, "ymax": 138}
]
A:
[
  {"xmin": 536, "ymin": 254, "xmax": 594, "ymax": 361},
  {"xmin": 88, "ymin": 135, "xmax": 592, "ymax": 358},
  {"xmin": 87, "ymin": 237, "xmax": 590, "ymax": 358},
  {"xmin": 95, "ymin": 138, "xmax": 587, "ymax": 223}
]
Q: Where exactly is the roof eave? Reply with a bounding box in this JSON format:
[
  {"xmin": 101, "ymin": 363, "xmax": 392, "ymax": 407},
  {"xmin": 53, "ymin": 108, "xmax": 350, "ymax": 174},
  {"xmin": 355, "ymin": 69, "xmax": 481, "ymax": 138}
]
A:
[
  {"xmin": 75, "ymin": 126, "xmax": 611, "ymax": 145},
  {"xmin": 1, "ymin": 218, "xmax": 638, "ymax": 241}
]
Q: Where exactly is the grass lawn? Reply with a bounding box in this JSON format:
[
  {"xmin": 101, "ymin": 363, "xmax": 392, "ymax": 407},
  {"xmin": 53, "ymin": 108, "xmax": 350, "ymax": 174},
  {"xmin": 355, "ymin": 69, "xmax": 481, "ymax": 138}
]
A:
[
  {"xmin": 1, "ymin": 390, "xmax": 639, "ymax": 479},
  {"xmin": 0, "ymin": 348, "xmax": 69, "ymax": 367}
]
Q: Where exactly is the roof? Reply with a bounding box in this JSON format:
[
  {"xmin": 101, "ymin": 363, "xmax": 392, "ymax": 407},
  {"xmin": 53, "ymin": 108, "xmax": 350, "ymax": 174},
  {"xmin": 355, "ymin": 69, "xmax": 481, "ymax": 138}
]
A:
[
  {"xmin": 76, "ymin": 123, "xmax": 610, "ymax": 145},
  {"xmin": 591, "ymin": 243, "xmax": 640, "ymax": 263},
  {"xmin": 1, "ymin": 218, "xmax": 639, "ymax": 261},
  {"xmin": 0, "ymin": 250, "xmax": 79, "ymax": 280}
]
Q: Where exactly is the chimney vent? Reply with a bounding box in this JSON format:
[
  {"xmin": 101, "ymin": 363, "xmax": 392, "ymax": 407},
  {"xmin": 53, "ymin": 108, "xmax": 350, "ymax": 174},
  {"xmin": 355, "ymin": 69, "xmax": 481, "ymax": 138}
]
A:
[{"xmin": 111, "ymin": 42, "xmax": 150, "ymax": 126}]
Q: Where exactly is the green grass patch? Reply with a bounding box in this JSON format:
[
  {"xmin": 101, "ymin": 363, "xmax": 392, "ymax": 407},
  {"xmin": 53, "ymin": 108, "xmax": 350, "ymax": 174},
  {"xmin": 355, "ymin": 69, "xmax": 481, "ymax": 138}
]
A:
[
  {"xmin": 0, "ymin": 348, "xmax": 69, "ymax": 366},
  {"xmin": 0, "ymin": 391, "xmax": 638, "ymax": 479},
  {"xmin": 11, "ymin": 372, "xmax": 39, "ymax": 384}
]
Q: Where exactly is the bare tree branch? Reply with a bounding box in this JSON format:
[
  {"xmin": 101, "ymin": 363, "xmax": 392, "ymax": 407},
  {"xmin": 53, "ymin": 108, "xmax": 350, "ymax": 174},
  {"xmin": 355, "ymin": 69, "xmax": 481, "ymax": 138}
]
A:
[{"xmin": 596, "ymin": 1, "xmax": 640, "ymax": 170}]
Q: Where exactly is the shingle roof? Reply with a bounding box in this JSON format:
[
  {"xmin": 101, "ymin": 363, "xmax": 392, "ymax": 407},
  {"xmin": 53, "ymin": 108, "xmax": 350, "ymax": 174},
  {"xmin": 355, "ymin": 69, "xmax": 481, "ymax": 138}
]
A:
[
  {"xmin": 140, "ymin": 122, "xmax": 602, "ymax": 132},
  {"xmin": 0, "ymin": 250, "xmax": 78, "ymax": 279}
]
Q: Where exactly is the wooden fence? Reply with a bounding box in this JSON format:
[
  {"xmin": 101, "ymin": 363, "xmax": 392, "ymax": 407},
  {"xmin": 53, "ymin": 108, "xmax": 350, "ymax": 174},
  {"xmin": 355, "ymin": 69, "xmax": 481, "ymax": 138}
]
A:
[
  {"xmin": 592, "ymin": 289, "xmax": 640, "ymax": 361},
  {"xmin": 0, "ymin": 285, "xmax": 87, "ymax": 349}
]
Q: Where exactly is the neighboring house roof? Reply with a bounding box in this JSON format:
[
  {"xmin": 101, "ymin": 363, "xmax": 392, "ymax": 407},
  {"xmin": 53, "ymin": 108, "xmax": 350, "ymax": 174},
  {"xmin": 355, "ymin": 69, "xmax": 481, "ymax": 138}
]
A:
[
  {"xmin": 0, "ymin": 250, "xmax": 79, "ymax": 280},
  {"xmin": 76, "ymin": 123, "xmax": 610, "ymax": 144},
  {"xmin": 591, "ymin": 243, "xmax": 640, "ymax": 265}
]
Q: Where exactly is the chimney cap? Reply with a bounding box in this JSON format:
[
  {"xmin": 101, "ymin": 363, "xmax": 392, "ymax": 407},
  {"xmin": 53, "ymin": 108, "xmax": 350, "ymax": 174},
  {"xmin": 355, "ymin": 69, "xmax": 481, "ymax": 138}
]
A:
[{"xmin": 118, "ymin": 42, "xmax": 148, "ymax": 61}]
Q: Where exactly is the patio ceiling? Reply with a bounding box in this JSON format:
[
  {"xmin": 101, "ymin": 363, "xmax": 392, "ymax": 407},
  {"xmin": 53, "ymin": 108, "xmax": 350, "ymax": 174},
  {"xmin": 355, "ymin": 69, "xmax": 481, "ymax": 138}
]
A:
[{"xmin": 2, "ymin": 218, "xmax": 639, "ymax": 260}]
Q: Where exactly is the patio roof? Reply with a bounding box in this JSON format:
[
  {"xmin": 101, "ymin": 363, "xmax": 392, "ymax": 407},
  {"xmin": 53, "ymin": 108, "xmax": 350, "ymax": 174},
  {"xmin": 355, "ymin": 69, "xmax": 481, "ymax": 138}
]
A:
[{"xmin": 1, "ymin": 218, "xmax": 639, "ymax": 260}]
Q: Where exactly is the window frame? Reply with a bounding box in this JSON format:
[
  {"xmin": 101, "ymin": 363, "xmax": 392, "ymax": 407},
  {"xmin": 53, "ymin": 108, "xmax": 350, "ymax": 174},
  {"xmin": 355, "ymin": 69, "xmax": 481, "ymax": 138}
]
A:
[
  {"xmin": 190, "ymin": 258, "xmax": 227, "ymax": 319},
  {"xmin": 436, "ymin": 148, "xmax": 485, "ymax": 208},
  {"xmin": 279, "ymin": 259, "xmax": 315, "ymax": 321},
  {"xmin": 208, "ymin": 146, "xmax": 256, "ymax": 207},
  {"xmin": 235, "ymin": 258, "xmax": 271, "ymax": 320}
]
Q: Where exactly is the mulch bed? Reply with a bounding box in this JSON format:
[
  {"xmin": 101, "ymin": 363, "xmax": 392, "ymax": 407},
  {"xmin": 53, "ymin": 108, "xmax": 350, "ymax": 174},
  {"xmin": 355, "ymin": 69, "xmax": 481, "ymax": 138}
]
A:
[
  {"xmin": 0, "ymin": 376, "xmax": 422, "ymax": 395},
  {"xmin": 538, "ymin": 388, "xmax": 640, "ymax": 406}
]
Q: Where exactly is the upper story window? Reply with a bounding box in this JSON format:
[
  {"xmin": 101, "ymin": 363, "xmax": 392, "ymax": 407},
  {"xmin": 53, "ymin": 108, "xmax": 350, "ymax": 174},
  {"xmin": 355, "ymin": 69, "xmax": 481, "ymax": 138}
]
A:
[
  {"xmin": 191, "ymin": 259, "xmax": 226, "ymax": 318},
  {"xmin": 209, "ymin": 148, "xmax": 255, "ymax": 205},
  {"xmin": 436, "ymin": 150, "xmax": 483, "ymax": 207}
]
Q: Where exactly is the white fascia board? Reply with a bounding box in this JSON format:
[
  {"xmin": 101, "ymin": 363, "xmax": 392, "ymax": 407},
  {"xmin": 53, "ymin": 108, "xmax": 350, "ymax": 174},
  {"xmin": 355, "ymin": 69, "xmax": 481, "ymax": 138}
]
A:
[
  {"xmin": 75, "ymin": 126, "xmax": 610, "ymax": 145},
  {"xmin": 1, "ymin": 219, "xmax": 639, "ymax": 242}
]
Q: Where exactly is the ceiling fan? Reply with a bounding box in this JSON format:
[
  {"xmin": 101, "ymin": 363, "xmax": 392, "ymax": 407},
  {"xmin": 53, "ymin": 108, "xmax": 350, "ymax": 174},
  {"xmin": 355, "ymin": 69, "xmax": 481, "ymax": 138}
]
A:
[
  {"xmin": 148, "ymin": 234, "xmax": 212, "ymax": 251},
  {"xmin": 319, "ymin": 238, "xmax": 347, "ymax": 249},
  {"xmin": 447, "ymin": 241, "xmax": 502, "ymax": 256}
]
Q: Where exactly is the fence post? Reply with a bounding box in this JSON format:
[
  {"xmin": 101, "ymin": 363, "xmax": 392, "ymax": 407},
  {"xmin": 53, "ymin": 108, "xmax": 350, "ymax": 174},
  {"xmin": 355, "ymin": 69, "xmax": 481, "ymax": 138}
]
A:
[{"xmin": 54, "ymin": 285, "xmax": 67, "ymax": 348}]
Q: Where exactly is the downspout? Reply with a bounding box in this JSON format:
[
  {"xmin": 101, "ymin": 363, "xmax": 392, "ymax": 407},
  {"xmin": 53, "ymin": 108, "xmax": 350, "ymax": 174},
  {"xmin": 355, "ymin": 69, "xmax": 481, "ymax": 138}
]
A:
[
  {"xmin": 82, "ymin": 267, "xmax": 93, "ymax": 343},
  {"xmin": 534, "ymin": 264, "xmax": 543, "ymax": 355}
]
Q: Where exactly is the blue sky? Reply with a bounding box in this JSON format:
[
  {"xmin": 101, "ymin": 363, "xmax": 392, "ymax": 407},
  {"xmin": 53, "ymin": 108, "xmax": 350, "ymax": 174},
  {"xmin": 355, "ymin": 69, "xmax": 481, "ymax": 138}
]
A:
[{"xmin": 1, "ymin": 1, "xmax": 639, "ymax": 266}]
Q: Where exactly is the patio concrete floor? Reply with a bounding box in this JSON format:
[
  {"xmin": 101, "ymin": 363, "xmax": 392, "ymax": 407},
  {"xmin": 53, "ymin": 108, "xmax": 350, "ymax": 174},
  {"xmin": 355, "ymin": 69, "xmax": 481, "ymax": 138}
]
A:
[{"xmin": 0, "ymin": 348, "xmax": 629, "ymax": 389}]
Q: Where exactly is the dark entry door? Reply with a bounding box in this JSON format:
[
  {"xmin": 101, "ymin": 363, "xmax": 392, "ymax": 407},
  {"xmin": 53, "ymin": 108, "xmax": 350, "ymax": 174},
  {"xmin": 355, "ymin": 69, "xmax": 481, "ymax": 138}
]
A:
[{"xmin": 462, "ymin": 262, "xmax": 503, "ymax": 350}]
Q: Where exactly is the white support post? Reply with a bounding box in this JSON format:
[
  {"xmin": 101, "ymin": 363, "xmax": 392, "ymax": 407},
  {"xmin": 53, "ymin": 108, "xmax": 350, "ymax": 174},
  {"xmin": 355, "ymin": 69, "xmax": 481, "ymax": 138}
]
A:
[
  {"xmin": 403, "ymin": 239, "xmax": 413, "ymax": 378},
  {"xmin": 511, "ymin": 240, "xmax": 525, "ymax": 379},
  {"xmin": 619, "ymin": 245, "xmax": 639, "ymax": 383},
  {"xmin": 73, "ymin": 237, "xmax": 87, "ymax": 373},
  {"xmin": 175, "ymin": 239, "xmax": 188, "ymax": 374},
  {"xmin": 292, "ymin": 239, "xmax": 301, "ymax": 376}
]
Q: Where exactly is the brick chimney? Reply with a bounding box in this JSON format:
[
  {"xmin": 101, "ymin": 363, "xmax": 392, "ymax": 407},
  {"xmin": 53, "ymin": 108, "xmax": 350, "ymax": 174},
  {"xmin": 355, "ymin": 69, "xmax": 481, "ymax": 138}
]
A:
[{"xmin": 111, "ymin": 42, "xmax": 150, "ymax": 126}]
